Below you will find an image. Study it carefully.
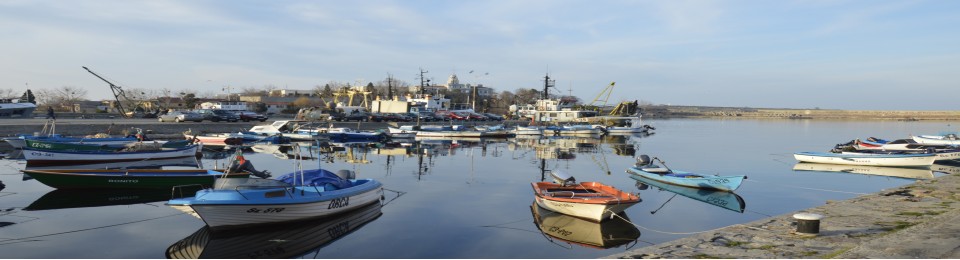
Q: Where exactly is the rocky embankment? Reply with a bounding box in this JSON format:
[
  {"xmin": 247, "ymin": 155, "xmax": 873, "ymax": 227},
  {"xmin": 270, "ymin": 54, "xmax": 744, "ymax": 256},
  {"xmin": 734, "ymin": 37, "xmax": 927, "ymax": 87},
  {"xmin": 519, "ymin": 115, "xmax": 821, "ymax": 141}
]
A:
[{"xmin": 607, "ymin": 174, "xmax": 960, "ymax": 259}]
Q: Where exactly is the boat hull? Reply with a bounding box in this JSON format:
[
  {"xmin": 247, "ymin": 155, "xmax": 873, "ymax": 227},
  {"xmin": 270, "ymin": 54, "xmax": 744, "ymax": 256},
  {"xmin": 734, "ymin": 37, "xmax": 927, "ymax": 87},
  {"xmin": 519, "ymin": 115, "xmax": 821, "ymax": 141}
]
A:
[
  {"xmin": 171, "ymin": 180, "xmax": 383, "ymax": 229},
  {"xmin": 793, "ymin": 152, "xmax": 936, "ymax": 167},
  {"xmin": 792, "ymin": 162, "xmax": 935, "ymax": 180},
  {"xmin": 531, "ymin": 182, "xmax": 640, "ymax": 222},
  {"xmin": 20, "ymin": 169, "xmax": 245, "ymax": 189},
  {"xmin": 912, "ymin": 135, "xmax": 960, "ymax": 146},
  {"xmin": 626, "ymin": 167, "xmax": 744, "ymax": 191},
  {"xmin": 23, "ymin": 145, "xmax": 200, "ymax": 166}
]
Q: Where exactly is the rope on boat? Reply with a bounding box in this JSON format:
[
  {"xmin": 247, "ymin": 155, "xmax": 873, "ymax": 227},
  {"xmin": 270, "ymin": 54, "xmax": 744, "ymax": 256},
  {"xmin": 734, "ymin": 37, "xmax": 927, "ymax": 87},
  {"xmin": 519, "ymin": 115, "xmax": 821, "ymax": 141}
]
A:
[
  {"xmin": 606, "ymin": 210, "xmax": 742, "ymax": 235},
  {"xmin": 743, "ymin": 179, "xmax": 869, "ymax": 195}
]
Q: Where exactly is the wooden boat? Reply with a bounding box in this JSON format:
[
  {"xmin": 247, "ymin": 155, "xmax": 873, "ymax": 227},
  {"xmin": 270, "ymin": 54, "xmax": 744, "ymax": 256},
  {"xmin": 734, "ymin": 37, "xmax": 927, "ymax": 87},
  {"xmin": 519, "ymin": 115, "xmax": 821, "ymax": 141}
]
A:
[
  {"xmin": 631, "ymin": 177, "xmax": 746, "ymax": 213},
  {"xmin": 626, "ymin": 155, "xmax": 745, "ymax": 191},
  {"xmin": 912, "ymin": 134, "xmax": 960, "ymax": 146},
  {"xmin": 544, "ymin": 125, "xmax": 603, "ymax": 135},
  {"xmin": 23, "ymin": 144, "xmax": 201, "ymax": 166},
  {"xmin": 5, "ymin": 134, "xmax": 139, "ymax": 149},
  {"xmin": 20, "ymin": 169, "xmax": 249, "ymax": 189},
  {"xmin": 530, "ymin": 202, "xmax": 640, "ymax": 249},
  {"xmin": 531, "ymin": 172, "xmax": 640, "ymax": 222},
  {"xmin": 166, "ymin": 168, "xmax": 383, "ymax": 229},
  {"xmin": 414, "ymin": 125, "xmax": 486, "ymax": 138},
  {"xmin": 296, "ymin": 126, "xmax": 386, "ymax": 142},
  {"xmin": 166, "ymin": 202, "xmax": 382, "ymax": 259},
  {"xmin": 792, "ymin": 162, "xmax": 935, "ymax": 180},
  {"xmin": 793, "ymin": 151, "xmax": 936, "ymax": 167}
]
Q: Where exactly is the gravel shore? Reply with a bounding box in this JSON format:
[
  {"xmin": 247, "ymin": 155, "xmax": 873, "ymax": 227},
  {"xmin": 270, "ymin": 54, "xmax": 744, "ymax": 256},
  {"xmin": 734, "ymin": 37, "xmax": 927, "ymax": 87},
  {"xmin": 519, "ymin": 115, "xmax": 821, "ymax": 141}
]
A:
[{"xmin": 606, "ymin": 174, "xmax": 960, "ymax": 259}]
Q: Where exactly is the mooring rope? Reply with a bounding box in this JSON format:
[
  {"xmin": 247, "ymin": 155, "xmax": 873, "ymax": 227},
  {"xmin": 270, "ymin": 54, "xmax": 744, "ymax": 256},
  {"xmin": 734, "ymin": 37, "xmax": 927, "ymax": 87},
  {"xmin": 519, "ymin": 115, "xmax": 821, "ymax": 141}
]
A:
[
  {"xmin": 0, "ymin": 212, "xmax": 186, "ymax": 245},
  {"xmin": 606, "ymin": 209, "xmax": 741, "ymax": 235}
]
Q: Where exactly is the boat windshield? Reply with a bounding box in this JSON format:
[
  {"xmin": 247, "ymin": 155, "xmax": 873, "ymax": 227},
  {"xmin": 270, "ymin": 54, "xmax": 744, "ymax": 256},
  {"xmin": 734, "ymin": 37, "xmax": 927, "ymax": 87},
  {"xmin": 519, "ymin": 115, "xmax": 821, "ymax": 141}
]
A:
[{"xmin": 214, "ymin": 178, "xmax": 292, "ymax": 190}]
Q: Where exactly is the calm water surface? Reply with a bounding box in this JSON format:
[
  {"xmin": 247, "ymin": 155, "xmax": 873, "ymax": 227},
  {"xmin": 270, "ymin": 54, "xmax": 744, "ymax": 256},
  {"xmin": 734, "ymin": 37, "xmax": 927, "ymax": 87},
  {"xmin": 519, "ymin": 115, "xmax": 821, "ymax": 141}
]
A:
[{"xmin": 1, "ymin": 118, "xmax": 957, "ymax": 258}]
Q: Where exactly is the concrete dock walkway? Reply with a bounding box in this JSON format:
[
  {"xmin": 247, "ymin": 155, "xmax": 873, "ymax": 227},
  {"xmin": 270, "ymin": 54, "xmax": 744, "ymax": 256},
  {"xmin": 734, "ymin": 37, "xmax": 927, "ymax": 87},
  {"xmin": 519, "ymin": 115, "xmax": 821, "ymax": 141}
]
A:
[{"xmin": 607, "ymin": 174, "xmax": 960, "ymax": 259}]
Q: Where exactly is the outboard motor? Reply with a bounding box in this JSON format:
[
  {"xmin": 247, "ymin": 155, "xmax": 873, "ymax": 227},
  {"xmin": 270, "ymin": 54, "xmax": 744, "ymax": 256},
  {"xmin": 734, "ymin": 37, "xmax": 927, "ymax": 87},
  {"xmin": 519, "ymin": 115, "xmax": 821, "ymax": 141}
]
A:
[
  {"xmin": 228, "ymin": 155, "xmax": 271, "ymax": 178},
  {"xmin": 635, "ymin": 154, "xmax": 652, "ymax": 167},
  {"xmin": 550, "ymin": 170, "xmax": 576, "ymax": 186},
  {"xmin": 335, "ymin": 169, "xmax": 356, "ymax": 180}
]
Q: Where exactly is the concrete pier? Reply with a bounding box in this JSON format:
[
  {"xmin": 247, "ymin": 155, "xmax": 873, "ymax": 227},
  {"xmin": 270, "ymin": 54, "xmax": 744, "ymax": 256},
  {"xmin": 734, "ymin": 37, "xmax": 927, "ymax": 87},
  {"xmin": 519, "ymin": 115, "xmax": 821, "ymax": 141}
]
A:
[{"xmin": 607, "ymin": 174, "xmax": 960, "ymax": 259}]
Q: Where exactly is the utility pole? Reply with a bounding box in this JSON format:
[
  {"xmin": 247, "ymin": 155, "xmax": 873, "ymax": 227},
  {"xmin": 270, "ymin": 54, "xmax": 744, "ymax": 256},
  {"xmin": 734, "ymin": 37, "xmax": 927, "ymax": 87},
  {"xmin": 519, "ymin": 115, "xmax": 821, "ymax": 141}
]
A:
[{"xmin": 418, "ymin": 68, "xmax": 429, "ymax": 96}]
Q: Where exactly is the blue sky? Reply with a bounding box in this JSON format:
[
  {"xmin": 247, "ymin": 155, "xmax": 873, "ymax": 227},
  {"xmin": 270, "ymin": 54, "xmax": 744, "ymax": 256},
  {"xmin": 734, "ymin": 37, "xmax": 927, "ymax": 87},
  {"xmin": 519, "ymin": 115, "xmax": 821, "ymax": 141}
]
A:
[{"xmin": 2, "ymin": 0, "xmax": 958, "ymax": 110}]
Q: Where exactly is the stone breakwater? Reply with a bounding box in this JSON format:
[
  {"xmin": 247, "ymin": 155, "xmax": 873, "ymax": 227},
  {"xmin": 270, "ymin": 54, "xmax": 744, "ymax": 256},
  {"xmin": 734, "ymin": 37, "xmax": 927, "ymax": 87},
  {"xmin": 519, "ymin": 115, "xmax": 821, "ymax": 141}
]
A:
[
  {"xmin": 606, "ymin": 174, "xmax": 960, "ymax": 259},
  {"xmin": 643, "ymin": 106, "xmax": 960, "ymax": 120}
]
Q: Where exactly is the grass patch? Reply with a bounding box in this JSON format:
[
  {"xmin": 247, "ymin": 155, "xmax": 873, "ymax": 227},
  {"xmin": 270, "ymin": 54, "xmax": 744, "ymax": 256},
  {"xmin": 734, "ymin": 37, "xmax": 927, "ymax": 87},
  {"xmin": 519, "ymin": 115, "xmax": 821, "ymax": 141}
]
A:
[
  {"xmin": 897, "ymin": 211, "xmax": 946, "ymax": 217},
  {"xmin": 875, "ymin": 221, "xmax": 917, "ymax": 232},
  {"xmin": 725, "ymin": 241, "xmax": 750, "ymax": 247},
  {"xmin": 822, "ymin": 247, "xmax": 852, "ymax": 259},
  {"xmin": 754, "ymin": 244, "xmax": 776, "ymax": 250},
  {"xmin": 801, "ymin": 251, "xmax": 819, "ymax": 257},
  {"xmin": 692, "ymin": 254, "xmax": 723, "ymax": 259}
]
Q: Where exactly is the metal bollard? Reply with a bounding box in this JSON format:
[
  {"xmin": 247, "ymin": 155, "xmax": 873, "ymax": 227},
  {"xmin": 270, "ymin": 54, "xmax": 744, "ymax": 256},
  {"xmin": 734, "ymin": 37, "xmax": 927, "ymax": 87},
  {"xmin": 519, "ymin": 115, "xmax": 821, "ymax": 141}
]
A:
[{"xmin": 793, "ymin": 213, "xmax": 824, "ymax": 234}]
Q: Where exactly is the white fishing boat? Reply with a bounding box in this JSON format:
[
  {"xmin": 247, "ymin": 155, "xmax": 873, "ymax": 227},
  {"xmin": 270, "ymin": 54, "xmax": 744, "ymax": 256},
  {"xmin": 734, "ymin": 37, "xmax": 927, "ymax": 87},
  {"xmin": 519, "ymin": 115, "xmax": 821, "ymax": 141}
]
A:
[
  {"xmin": 512, "ymin": 125, "xmax": 543, "ymax": 135},
  {"xmin": 247, "ymin": 120, "xmax": 316, "ymax": 141},
  {"xmin": 386, "ymin": 126, "xmax": 418, "ymax": 138},
  {"xmin": 167, "ymin": 158, "xmax": 383, "ymax": 229},
  {"xmin": 912, "ymin": 134, "xmax": 960, "ymax": 146},
  {"xmin": 23, "ymin": 144, "xmax": 201, "ymax": 167},
  {"xmin": 793, "ymin": 152, "xmax": 936, "ymax": 167}
]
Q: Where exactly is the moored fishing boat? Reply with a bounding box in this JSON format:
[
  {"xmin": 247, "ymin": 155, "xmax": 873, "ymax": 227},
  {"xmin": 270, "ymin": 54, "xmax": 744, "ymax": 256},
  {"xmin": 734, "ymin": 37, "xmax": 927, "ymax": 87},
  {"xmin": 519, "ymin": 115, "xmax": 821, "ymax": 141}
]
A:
[
  {"xmin": 246, "ymin": 120, "xmax": 316, "ymax": 141},
  {"xmin": 20, "ymin": 169, "xmax": 250, "ymax": 189},
  {"xmin": 184, "ymin": 133, "xmax": 244, "ymax": 146},
  {"xmin": 626, "ymin": 155, "xmax": 746, "ymax": 191},
  {"xmin": 512, "ymin": 125, "xmax": 544, "ymax": 135},
  {"xmin": 166, "ymin": 167, "xmax": 383, "ymax": 229},
  {"xmin": 911, "ymin": 134, "xmax": 960, "ymax": 146},
  {"xmin": 23, "ymin": 144, "xmax": 201, "ymax": 167},
  {"xmin": 793, "ymin": 151, "xmax": 936, "ymax": 167},
  {"xmin": 531, "ymin": 171, "xmax": 639, "ymax": 222}
]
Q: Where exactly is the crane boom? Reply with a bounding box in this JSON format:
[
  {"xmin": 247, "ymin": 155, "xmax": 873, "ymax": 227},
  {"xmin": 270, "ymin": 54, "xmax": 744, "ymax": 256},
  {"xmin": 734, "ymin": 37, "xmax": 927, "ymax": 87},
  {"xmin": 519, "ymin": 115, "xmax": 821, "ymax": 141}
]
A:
[
  {"xmin": 82, "ymin": 66, "xmax": 131, "ymax": 118},
  {"xmin": 589, "ymin": 81, "xmax": 616, "ymax": 107}
]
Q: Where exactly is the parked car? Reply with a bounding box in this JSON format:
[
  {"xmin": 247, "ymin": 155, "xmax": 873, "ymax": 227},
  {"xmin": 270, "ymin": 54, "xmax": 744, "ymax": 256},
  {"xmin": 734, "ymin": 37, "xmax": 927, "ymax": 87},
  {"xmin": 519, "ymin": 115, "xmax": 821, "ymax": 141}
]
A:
[
  {"xmin": 195, "ymin": 109, "xmax": 240, "ymax": 122},
  {"xmin": 236, "ymin": 111, "xmax": 268, "ymax": 122},
  {"xmin": 411, "ymin": 112, "xmax": 436, "ymax": 122},
  {"xmin": 436, "ymin": 111, "xmax": 467, "ymax": 121},
  {"xmin": 482, "ymin": 113, "xmax": 505, "ymax": 121},
  {"xmin": 158, "ymin": 111, "xmax": 203, "ymax": 122},
  {"xmin": 366, "ymin": 113, "xmax": 387, "ymax": 122},
  {"xmin": 341, "ymin": 112, "xmax": 370, "ymax": 122},
  {"xmin": 462, "ymin": 112, "xmax": 486, "ymax": 121}
]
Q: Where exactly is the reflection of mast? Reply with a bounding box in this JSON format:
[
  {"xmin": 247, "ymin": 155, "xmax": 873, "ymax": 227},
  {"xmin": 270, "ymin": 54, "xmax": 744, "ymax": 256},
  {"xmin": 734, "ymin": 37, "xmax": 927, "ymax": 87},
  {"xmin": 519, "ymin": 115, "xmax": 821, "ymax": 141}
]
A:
[
  {"xmin": 539, "ymin": 158, "xmax": 547, "ymax": 181},
  {"xmin": 417, "ymin": 147, "xmax": 426, "ymax": 181}
]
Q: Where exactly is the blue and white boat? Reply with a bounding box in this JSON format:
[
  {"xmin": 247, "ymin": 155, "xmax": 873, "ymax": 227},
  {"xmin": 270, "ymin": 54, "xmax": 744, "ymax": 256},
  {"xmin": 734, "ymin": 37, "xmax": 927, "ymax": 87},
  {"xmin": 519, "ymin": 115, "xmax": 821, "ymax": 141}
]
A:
[
  {"xmin": 167, "ymin": 168, "xmax": 383, "ymax": 229},
  {"xmin": 23, "ymin": 144, "xmax": 201, "ymax": 167},
  {"xmin": 4, "ymin": 134, "xmax": 139, "ymax": 149},
  {"xmin": 794, "ymin": 151, "xmax": 936, "ymax": 167},
  {"xmin": 626, "ymin": 155, "xmax": 746, "ymax": 191}
]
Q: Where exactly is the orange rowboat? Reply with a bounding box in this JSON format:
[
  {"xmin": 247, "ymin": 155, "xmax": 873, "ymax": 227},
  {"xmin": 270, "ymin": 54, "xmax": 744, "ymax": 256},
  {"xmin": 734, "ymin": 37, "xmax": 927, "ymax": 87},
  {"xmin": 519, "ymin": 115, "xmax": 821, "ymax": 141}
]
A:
[{"xmin": 531, "ymin": 181, "xmax": 640, "ymax": 222}]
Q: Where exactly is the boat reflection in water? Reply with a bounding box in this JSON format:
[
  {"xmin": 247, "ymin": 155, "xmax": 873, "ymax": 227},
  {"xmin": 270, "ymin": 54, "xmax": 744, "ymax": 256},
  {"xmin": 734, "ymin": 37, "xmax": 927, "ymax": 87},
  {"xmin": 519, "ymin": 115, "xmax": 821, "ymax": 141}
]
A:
[
  {"xmin": 530, "ymin": 202, "xmax": 641, "ymax": 250},
  {"xmin": 631, "ymin": 176, "xmax": 746, "ymax": 213},
  {"xmin": 165, "ymin": 201, "xmax": 382, "ymax": 259},
  {"xmin": 23, "ymin": 189, "xmax": 174, "ymax": 211},
  {"xmin": 792, "ymin": 162, "xmax": 935, "ymax": 180}
]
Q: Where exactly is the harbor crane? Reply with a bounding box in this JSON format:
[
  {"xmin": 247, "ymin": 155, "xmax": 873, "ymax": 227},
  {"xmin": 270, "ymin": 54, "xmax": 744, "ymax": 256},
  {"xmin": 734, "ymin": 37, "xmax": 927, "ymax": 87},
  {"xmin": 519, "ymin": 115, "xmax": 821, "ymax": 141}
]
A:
[
  {"xmin": 82, "ymin": 66, "xmax": 136, "ymax": 118},
  {"xmin": 589, "ymin": 81, "xmax": 616, "ymax": 108}
]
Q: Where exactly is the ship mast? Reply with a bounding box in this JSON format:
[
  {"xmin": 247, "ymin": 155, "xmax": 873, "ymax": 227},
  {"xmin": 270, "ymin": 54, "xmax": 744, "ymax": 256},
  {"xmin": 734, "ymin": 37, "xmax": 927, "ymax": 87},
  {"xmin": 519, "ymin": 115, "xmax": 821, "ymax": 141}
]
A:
[{"xmin": 541, "ymin": 74, "xmax": 555, "ymax": 100}]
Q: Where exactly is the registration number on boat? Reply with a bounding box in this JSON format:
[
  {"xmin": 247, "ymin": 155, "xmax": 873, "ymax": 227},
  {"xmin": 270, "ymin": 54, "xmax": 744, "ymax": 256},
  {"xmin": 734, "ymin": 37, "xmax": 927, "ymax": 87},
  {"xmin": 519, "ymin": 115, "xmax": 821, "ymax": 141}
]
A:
[
  {"xmin": 328, "ymin": 197, "xmax": 349, "ymax": 209},
  {"xmin": 247, "ymin": 207, "xmax": 285, "ymax": 213}
]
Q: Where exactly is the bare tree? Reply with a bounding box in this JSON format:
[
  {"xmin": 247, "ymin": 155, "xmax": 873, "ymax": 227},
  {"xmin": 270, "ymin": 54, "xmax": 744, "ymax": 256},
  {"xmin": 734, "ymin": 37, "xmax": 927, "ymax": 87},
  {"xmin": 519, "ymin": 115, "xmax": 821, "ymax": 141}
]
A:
[{"xmin": 0, "ymin": 88, "xmax": 16, "ymax": 99}]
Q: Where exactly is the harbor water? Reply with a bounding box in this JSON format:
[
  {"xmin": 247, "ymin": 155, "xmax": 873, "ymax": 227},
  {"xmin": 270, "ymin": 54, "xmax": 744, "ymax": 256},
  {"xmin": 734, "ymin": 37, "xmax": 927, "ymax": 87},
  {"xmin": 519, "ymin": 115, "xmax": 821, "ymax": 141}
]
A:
[{"xmin": 1, "ymin": 118, "xmax": 957, "ymax": 258}]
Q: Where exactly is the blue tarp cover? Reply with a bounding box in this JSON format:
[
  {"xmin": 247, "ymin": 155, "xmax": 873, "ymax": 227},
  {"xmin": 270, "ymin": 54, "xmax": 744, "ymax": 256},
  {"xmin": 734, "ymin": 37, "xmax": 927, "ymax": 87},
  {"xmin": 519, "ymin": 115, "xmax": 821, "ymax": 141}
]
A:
[{"xmin": 277, "ymin": 169, "xmax": 353, "ymax": 190}]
